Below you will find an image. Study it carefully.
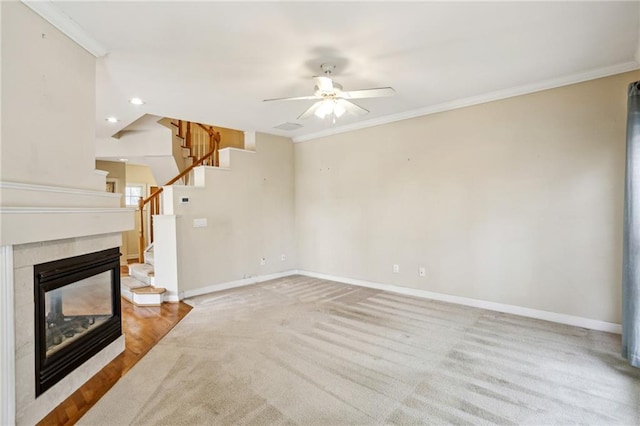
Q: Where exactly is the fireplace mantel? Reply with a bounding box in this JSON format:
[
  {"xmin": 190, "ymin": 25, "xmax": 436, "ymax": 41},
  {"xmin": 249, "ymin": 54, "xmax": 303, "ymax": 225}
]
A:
[
  {"xmin": 0, "ymin": 206, "xmax": 133, "ymax": 246},
  {"xmin": 0, "ymin": 181, "xmax": 134, "ymax": 247},
  {"xmin": 0, "ymin": 182, "xmax": 134, "ymax": 425}
]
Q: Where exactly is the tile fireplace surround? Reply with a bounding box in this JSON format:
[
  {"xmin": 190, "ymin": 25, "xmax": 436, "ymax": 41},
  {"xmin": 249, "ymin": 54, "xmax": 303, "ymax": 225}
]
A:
[{"xmin": 11, "ymin": 233, "xmax": 125, "ymax": 425}]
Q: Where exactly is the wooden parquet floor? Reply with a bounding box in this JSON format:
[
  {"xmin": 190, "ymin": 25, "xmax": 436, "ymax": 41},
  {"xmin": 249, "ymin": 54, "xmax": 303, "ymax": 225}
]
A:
[{"xmin": 37, "ymin": 284, "xmax": 192, "ymax": 425}]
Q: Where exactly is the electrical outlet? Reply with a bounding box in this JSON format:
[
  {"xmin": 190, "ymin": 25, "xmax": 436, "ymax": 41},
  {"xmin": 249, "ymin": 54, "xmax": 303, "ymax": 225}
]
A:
[
  {"xmin": 260, "ymin": 257, "xmax": 266, "ymax": 266},
  {"xmin": 419, "ymin": 267, "xmax": 426, "ymax": 277},
  {"xmin": 393, "ymin": 264, "xmax": 400, "ymax": 273},
  {"xmin": 281, "ymin": 254, "xmax": 286, "ymax": 261}
]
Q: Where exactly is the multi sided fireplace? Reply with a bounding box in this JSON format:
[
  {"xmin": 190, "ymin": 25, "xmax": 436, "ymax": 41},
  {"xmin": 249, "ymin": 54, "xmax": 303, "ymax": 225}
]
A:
[{"xmin": 34, "ymin": 247, "xmax": 122, "ymax": 396}]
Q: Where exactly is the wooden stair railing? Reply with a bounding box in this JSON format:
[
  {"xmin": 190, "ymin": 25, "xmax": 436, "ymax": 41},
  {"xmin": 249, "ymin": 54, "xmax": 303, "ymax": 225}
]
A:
[
  {"xmin": 173, "ymin": 120, "xmax": 218, "ymax": 166},
  {"xmin": 196, "ymin": 123, "xmax": 221, "ymax": 167},
  {"xmin": 137, "ymin": 128, "xmax": 221, "ymax": 262}
]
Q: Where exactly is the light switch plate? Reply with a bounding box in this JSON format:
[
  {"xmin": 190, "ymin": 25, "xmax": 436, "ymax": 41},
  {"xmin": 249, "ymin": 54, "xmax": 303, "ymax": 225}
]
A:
[{"xmin": 193, "ymin": 218, "xmax": 207, "ymax": 227}]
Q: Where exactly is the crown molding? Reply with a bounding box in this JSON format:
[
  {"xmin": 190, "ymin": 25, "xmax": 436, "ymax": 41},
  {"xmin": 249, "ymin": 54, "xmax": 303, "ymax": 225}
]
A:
[
  {"xmin": 21, "ymin": 0, "xmax": 108, "ymax": 57},
  {"xmin": 293, "ymin": 61, "xmax": 640, "ymax": 143}
]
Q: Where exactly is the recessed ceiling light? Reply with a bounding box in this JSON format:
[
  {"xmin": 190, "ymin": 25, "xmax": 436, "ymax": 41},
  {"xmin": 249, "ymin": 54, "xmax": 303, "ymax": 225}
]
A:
[
  {"xmin": 119, "ymin": 158, "xmax": 128, "ymax": 162},
  {"xmin": 129, "ymin": 97, "xmax": 145, "ymax": 105},
  {"xmin": 105, "ymin": 116, "xmax": 119, "ymax": 123}
]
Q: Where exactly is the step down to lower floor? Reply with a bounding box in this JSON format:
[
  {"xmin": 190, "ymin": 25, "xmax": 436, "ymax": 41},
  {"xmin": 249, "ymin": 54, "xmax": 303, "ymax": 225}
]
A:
[
  {"xmin": 121, "ymin": 276, "xmax": 166, "ymax": 306},
  {"xmin": 130, "ymin": 286, "xmax": 166, "ymax": 306}
]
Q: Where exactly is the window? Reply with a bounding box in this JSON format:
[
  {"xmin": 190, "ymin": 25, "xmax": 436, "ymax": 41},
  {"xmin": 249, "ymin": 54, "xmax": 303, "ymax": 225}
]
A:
[{"xmin": 125, "ymin": 185, "xmax": 144, "ymax": 207}]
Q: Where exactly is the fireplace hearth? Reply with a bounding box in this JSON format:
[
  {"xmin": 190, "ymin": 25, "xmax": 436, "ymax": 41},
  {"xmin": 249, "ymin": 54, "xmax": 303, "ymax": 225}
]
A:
[{"xmin": 34, "ymin": 247, "xmax": 122, "ymax": 396}]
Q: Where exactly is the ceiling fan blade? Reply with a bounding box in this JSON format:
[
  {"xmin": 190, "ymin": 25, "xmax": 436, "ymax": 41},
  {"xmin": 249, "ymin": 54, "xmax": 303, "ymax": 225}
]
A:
[
  {"xmin": 313, "ymin": 76, "xmax": 334, "ymax": 92},
  {"xmin": 337, "ymin": 99, "xmax": 369, "ymax": 116},
  {"xmin": 263, "ymin": 95, "xmax": 321, "ymax": 102},
  {"xmin": 297, "ymin": 101, "xmax": 323, "ymax": 120},
  {"xmin": 340, "ymin": 87, "xmax": 395, "ymax": 99}
]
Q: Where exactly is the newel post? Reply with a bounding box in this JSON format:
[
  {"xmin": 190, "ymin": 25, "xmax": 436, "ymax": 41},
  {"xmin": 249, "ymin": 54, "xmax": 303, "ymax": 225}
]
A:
[{"xmin": 138, "ymin": 197, "xmax": 145, "ymax": 263}]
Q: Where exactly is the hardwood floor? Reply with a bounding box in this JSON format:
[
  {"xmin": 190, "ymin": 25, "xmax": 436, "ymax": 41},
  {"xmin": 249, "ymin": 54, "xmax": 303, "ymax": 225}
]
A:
[{"xmin": 37, "ymin": 297, "xmax": 192, "ymax": 425}]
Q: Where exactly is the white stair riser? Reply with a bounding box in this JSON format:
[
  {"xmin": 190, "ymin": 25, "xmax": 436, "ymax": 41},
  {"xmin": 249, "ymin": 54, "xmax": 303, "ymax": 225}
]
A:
[
  {"xmin": 121, "ymin": 289, "xmax": 164, "ymax": 306},
  {"xmin": 131, "ymin": 292, "xmax": 163, "ymax": 306}
]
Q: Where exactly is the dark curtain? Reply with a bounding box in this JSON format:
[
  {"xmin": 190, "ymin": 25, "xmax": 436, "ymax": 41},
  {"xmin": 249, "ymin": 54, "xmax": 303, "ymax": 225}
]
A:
[{"xmin": 623, "ymin": 81, "xmax": 640, "ymax": 368}]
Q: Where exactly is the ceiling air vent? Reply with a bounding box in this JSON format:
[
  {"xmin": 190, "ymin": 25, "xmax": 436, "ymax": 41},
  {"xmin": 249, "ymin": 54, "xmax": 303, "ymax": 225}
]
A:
[{"xmin": 274, "ymin": 122, "xmax": 303, "ymax": 131}]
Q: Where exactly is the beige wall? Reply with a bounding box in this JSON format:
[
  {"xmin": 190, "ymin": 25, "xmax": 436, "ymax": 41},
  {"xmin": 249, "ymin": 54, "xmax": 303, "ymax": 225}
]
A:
[
  {"xmin": 126, "ymin": 163, "xmax": 157, "ymax": 187},
  {"xmin": 96, "ymin": 160, "xmax": 126, "ymax": 197},
  {"xmin": 295, "ymin": 70, "xmax": 640, "ymax": 324},
  {"xmin": 96, "ymin": 160, "xmax": 128, "ymax": 263},
  {"xmin": 1, "ymin": 1, "xmax": 102, "ymax": 190},
  {"xmin": 1, "ymin": 4, "xmax": 130, "ymax": 424},
  {"xmin": 218, "ymin": 126, "xmax": 244, "ymax": 150},
  {"xmin": 125, "ymin": 164, "xmax": 157, "ymax": 258},
  {"xmin": 164, "ymin": 133, "xmax": 296, "ymax": 293}
]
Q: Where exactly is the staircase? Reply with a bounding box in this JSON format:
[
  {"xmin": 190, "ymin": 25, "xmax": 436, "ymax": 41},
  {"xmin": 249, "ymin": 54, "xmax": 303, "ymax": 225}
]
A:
[
  {"xmin": 121, "ymin": 244, "xmax": 167, "ymax": 306},
  {"xmin": 122, "ymin": 118, "xmax": 222, "ymax": 305}
]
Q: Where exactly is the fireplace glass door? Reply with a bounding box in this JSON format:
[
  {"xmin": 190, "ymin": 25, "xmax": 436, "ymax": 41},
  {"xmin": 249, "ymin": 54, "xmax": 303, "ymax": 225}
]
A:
[
  {"xmin": 44, "ymin": 271, "xmax": 114, "ymax": 357},
  {"xmin": 35, "ymin": 247, "xmax": 122, "ymax": 396}
]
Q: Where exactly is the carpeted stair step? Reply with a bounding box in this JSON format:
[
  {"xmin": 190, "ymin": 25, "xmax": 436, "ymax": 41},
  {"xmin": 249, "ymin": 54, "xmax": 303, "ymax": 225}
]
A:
[{"xmin": 129, "ymin": 262, "xmax": 155, "ymax": 286}]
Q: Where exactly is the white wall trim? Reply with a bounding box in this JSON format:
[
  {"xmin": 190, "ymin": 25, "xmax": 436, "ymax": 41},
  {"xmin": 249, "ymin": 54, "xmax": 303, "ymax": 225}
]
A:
[
  {"xmin": 180, "ymin": 270, "xmax": 298, "ymax": 300},
  {"xmin": 0, "ymin": 246, "xmax": 16, "ymax": 426},
  {"xmin": 179, "ymin": 269, "xmax": 621, "ymax": 333},
  {"xmin": 297, "ymin": 270, "xmax": 622, "ymax": 334},
  {"xmin": 163, "ymin": 292, "xmax": 180, "ymax": 303},
  {"xmin": 0, "ymin": 181, "xmax": 121, "ymax": 199},
  {"xmin": 293, "ymin": 61, "xmax": 640, "ymax": 143},
  {"xmin": 21, "ymin": 0, "xmax": 108, "ymax": 57},
  {"xmin": 0, "ymin": 207, "xmax": 134, "ymax": 214}
]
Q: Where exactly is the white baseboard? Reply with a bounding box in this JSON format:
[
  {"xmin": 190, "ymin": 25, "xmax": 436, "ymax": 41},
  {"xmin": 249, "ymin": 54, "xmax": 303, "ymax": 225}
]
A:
[
  {"xmin": 163, "ymin": 291, "xmax": 180, "ymax": 303},
  {"xmin": 180, "ymin": 270, "xmax": 299, "ymax": 300},
  {"xmin": 297, "ymin": 270, "xmax": 622, "ymax": 334}
]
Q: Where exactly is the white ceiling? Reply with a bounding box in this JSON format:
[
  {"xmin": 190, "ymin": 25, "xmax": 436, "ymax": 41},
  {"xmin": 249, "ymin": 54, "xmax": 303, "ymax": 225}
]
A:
[{"xmin": 32, "ymin": 1, "xmax": 640, "ymax": 142}]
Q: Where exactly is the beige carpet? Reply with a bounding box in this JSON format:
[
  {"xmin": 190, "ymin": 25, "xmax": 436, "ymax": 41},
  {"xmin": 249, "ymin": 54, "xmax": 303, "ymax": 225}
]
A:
[{"xmin": 80, "ymin": 275, "xmax": 640, "ymax": 425}]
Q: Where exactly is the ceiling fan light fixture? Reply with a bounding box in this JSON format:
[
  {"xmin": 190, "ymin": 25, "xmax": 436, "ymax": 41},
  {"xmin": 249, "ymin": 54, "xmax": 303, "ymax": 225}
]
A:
[
  {"xmin": 264, "ymin": 63, "xmax": 391, "ymax": 120},
  {"xmin": 314, "ymin": 100, "xmax": 334, "ymax": 119},
  {"xmin": 333, "ymin": 102, "xmax": 346, "ymax": 118}
]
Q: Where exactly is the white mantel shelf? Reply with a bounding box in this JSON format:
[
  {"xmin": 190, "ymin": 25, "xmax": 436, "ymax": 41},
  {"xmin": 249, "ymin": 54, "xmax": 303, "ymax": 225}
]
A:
[
  {"xmin": 0, "ymin": 207, "xmax": 134, "ymax": 246},
  {"xmin": 0, "ymin": 181, "xmax": 134, "ymax": 246}
]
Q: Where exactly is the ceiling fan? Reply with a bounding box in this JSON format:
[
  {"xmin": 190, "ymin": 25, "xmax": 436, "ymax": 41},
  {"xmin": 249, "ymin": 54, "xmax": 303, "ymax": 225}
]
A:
[{"xmin": 263, "ymin": 63, "xmax": 395, "ymax": 121}]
